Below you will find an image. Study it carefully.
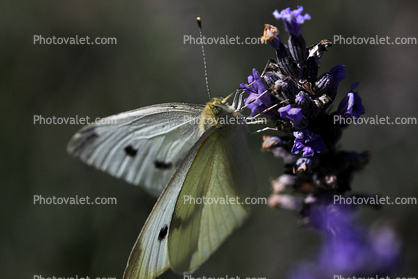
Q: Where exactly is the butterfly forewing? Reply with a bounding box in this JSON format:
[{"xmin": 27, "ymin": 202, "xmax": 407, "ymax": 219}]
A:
[{"xmin": 67, "ymin": 103, "xmax": 204, "ymax": 196}]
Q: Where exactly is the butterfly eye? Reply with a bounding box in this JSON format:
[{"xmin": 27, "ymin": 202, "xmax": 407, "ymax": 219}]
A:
[{"xmin": 212, "ymin": 106, "xmax": 222, "ymax": 116}]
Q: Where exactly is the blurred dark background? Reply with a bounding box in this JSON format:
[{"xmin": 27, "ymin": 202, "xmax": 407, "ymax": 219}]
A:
[{"xmin": 2, "ymin": 0, "xmax": 417, "ymax": 278}]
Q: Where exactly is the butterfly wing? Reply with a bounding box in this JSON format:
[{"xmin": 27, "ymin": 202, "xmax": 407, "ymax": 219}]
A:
[
  {"xmin": 122, "ymin": 127, "xmax": 216, "ymax": 279},
  {"xmin": 167, "ymin": 121, "xmax": 254, "ymax": 272},
  {"xmin": 122, "ymin": 122, "xmax": 255, "ymax": 279},
  {"xmin": 67, "ymin": 103, "xmax": 204, "ymax": 196}
]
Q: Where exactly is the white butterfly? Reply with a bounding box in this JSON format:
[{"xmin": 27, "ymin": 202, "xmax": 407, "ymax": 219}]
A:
[{"xmin": 68, "ymin": 93, "xmax": 256, "ymax": 278}]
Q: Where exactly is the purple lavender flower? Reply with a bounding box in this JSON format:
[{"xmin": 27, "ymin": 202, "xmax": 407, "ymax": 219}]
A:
[
  {"xmin": 279, "ymin": 104, "xmax": 303, "ymax": 124},
  {"xmin": 289, "ymin": 198, "xmax": 402, "ymax": 278},
  {"xmin": 327, "ymin": 64, "xmax": 346, "ymax": 100},
  {"xmin": 310, "ymin": 202, "xmax": 351, "ymax": 232},
  {"xmin": 291, "ymin": 130, "xmax": 326, "ymax": 157},
  {"xmin": 295, "ymin": 91, "xmax": 310, "ymax": 109},
  {"xmin": 337, "ymin": 82, "xmax": 365, "ymax": 123},
  {"xmin": 273, "ymin": 6, "xmax": 311, "ymax": 37},
  {"xmin": 242, "ymin": 68, "xmax": 275, "ymax": 116}
]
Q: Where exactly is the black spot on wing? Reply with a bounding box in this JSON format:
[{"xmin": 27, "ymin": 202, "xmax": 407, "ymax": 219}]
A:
[
  {"xmin": 154, "ymin": 160, "xmax": 173, "ymax": 170},
  {"xmin": 124, "ymin": 145, "xmax": 138, "ymax": 157},
  {"xmin": 158, "ymin": 225, "xmax": 168, "ymax": 241}
]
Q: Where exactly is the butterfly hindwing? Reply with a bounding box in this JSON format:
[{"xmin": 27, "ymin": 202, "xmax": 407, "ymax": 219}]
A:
[
  {"xmin": 67, "ymin": 103, "xmax": 204, "ymax": 196},
  {"xmin": 167, "ymin": 121, "xmax": 254, "ymax": 272},
  {"xmin": 122, "ymin": 127, "xmax": 217, "ymax": 279}
]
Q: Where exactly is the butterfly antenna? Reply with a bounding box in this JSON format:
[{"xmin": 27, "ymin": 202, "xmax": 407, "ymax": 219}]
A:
[{"xmin": 197, "ymin": 17, "xmax": 211, "ymax": 100}]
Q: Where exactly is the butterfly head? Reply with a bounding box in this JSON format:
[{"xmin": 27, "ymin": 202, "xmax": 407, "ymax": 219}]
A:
[{"xmin": 199, "ymin": 97, "xmax": 243, "ymax": 132}]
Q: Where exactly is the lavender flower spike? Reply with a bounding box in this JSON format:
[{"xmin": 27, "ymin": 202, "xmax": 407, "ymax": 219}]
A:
[{"xmin": 327, "ymin": 64, "xmax": 347, "ymax": 100}]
